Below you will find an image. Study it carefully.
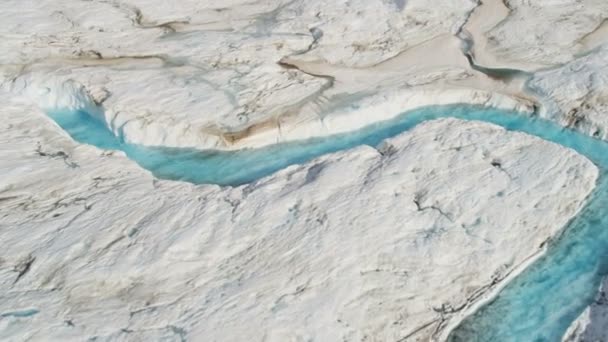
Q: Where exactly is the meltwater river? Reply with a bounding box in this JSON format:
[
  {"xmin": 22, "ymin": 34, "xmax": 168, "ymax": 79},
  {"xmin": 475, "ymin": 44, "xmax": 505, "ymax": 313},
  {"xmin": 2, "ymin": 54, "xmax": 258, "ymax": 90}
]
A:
[{"xmin": 49, "ymin": 105, "xmax": 608, "ymax": 341}]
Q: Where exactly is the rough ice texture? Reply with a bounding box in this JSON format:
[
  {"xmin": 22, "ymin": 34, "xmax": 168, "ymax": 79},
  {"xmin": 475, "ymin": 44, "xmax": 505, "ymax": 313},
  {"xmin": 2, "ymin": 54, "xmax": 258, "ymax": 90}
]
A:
[
  {"xmin": 2, "ymin": 0, "xmax": 608, "ymax": 340},
  {"xmin": 1, "ymin": 0, "xmax": 537, "ymax": 150},
  {"xmin": 3, "ymin": 0, "xmax": 608, "ymax": 150},
  {"xmin": 475, "ymin": 0, "xmax": 608, "ymax": 70},
  {"xmin": 529, "ymin": 46, "xmax": 608, "ymax": 140},
  {"xmin": 563, "ymin": 277, "xmax": 608, "ymax": 342},
  {"xmin": 0, "ymin": 97, "xmax": 598, "ymax": 341}
]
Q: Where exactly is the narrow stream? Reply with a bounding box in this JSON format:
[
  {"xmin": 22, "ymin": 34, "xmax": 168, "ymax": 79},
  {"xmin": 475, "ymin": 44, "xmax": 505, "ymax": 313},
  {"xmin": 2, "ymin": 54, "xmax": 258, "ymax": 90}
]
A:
[{"xmin": 48, "ymin": 105, "xmax": 608, "ymax": 340}]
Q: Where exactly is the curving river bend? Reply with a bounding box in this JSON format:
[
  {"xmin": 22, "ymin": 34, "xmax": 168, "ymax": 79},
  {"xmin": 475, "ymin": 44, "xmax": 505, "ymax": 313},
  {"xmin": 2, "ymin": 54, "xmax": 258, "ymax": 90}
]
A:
[{"xmin": 49, "ymin": 104, "xmax": 608, "ymax": 341}]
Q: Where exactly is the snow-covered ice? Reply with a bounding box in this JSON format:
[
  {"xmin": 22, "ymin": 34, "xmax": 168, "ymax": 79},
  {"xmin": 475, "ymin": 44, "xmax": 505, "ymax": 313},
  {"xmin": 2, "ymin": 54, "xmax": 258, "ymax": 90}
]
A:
[
  {"xmin": 564, "ymin": 277, "xmax": 608, "ymax": 342},
  {"xmin": 2, "ymin": 0, "xmax": 608, "ymax": 341},
  {"xmin": 0, "ymin": 98, "xmax": 598, "ymax": 340}
]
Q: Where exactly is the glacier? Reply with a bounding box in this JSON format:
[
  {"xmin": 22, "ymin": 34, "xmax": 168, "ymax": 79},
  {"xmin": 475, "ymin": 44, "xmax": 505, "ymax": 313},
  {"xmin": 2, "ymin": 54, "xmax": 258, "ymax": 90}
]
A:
[{"xmin": 2, "ymin": 0, "xmax": 608, "ymax": 341}]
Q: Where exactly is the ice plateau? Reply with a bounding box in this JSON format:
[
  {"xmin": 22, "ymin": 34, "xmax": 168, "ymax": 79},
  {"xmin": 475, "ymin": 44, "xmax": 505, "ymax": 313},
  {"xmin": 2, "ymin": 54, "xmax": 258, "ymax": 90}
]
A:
[{"xmin": 1, "ymin": 0, "xmax": 608, "ymax": 341}]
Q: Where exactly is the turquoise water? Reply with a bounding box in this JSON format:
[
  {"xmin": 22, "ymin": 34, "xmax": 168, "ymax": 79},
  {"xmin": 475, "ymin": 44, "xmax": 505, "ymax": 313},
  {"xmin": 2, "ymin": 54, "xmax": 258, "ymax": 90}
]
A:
[
  {"xmin": 1, "ymin": 309, "xmax": 39, "ymax": 318},
  {"xmin": 49, "ymin": 105, "xmax": 608, "ymax": 340}
]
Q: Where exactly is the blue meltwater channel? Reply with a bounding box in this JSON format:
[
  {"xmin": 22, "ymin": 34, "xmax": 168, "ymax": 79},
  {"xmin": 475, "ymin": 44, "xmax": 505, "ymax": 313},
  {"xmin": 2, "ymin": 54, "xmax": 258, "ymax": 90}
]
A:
[{"xmin": 49, "ymin": 105, "xmax": 608, "ymax": 340}]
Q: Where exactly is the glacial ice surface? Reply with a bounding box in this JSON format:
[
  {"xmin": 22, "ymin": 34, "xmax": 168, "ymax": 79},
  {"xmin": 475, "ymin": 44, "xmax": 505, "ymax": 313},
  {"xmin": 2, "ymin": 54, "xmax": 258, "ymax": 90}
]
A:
[
  {"xmin": 1, "ymin": 98, "xmax": 598, "ymax": 341},
  {"xmin": 47, "ymin": 104, "xmax": 600, "ymax": 186},
  {"xmin": 3, "ymin": 0, "xmax": 608, "ymax": 338},
  {"xmin": 48, "ymin": 102, "xmax": 608, "ymax": 340}
]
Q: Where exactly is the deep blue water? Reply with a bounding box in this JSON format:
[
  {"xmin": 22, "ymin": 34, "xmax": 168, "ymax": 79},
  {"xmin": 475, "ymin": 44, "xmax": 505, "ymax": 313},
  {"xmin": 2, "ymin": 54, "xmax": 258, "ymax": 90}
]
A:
[{"xmin": 48, "ymin": 105, "xmax": 608, "ymax": 340}]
